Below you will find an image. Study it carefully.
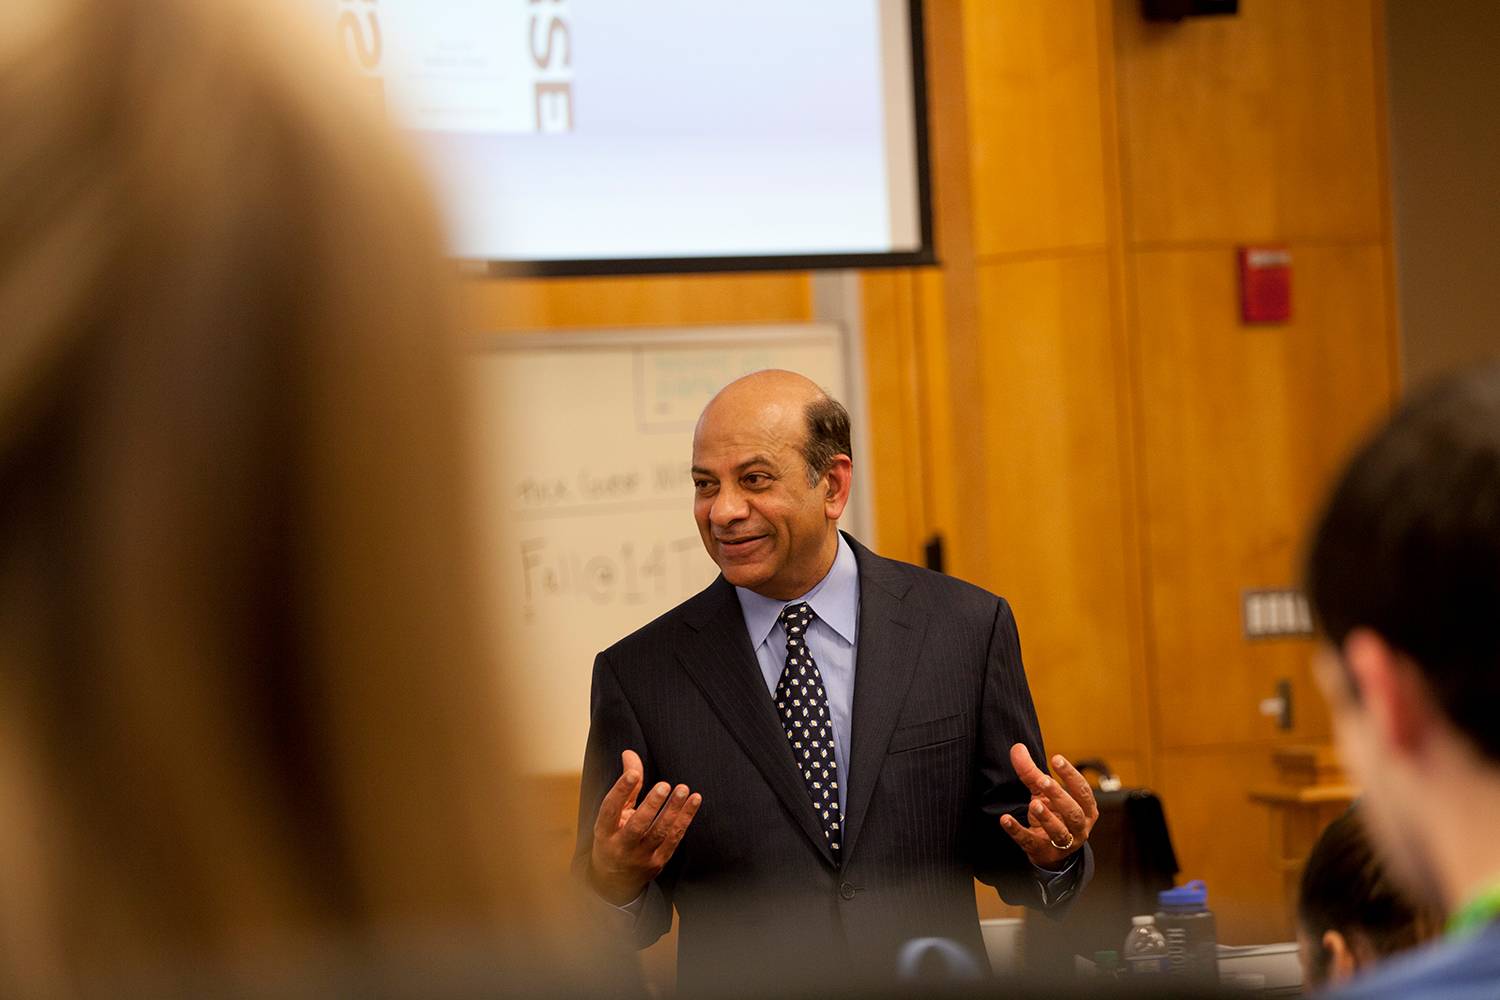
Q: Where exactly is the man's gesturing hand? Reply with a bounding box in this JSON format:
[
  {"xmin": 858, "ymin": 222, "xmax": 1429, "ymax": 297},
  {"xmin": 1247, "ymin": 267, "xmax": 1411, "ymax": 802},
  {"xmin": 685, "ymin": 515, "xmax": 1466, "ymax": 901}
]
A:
[
  {"xmin": 999, "ymin": 743, "xmax": 1098, "ymax": 870},
  {"xmin": 588, "ymin": 749, "xmax": 703, "ymax": 906}
]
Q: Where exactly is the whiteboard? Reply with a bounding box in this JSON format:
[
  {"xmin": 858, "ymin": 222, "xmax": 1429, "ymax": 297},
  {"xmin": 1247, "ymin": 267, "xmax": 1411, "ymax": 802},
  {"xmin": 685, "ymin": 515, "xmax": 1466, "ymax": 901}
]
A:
[{"xmin": 468, "ymin": 324, "xmax": 856, "ymax": 774}]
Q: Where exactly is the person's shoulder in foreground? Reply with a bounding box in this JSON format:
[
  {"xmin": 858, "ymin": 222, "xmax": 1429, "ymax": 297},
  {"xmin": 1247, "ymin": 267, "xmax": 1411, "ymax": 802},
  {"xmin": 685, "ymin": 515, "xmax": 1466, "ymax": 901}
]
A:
[{"xmin": 1330, "ymin": 921, "xmax": 1500, "ymax": 1000}]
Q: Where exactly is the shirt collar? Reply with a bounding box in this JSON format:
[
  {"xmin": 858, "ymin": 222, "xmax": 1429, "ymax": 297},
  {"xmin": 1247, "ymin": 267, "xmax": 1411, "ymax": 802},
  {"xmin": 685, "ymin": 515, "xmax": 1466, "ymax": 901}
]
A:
[{"xmin": 735, "ymin": 533, "xmax": 859, "ymax": 650}]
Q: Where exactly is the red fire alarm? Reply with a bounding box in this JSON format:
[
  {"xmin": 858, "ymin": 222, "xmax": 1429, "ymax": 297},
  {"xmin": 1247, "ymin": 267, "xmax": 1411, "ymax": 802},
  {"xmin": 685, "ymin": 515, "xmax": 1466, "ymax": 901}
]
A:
[{"xmin": 1238, "ymin": 246, "xmax": 1291, "ymax": 324}]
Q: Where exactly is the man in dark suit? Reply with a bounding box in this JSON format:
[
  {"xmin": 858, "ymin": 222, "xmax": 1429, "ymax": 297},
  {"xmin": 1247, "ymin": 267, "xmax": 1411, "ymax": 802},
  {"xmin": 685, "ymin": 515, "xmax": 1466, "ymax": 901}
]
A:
[{"xmin": 576, "ymin": 370, "xmax": 1096, "ymax": 994}]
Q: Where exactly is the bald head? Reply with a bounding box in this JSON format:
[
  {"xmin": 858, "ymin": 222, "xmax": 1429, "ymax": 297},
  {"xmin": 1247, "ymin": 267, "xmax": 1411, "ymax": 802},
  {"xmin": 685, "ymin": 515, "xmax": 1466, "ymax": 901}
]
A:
[
  {"xmin": 709, "ymin": 369, "xmax": 827, "ymax": 410},
  {"xmin": 698, "ymin": 370, "xmax": 850, "ymax": 487},
  {"xmin": 690, "ymin": 370, "xmax": 853, "ymax": 599}
]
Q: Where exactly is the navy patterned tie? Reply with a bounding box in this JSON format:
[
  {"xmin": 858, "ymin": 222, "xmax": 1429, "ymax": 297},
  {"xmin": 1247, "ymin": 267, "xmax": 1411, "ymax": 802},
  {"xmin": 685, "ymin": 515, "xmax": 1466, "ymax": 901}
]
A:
[{"xmin": 775, "ymin": 602, "xmax": 842, "ymax": 858}]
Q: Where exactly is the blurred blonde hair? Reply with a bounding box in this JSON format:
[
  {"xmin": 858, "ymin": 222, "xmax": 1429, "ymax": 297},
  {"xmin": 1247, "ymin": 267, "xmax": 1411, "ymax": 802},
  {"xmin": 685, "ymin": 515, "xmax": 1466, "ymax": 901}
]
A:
[{"xmin": 0, "ymin": 0, "xmax": 546, "ymax": 991}]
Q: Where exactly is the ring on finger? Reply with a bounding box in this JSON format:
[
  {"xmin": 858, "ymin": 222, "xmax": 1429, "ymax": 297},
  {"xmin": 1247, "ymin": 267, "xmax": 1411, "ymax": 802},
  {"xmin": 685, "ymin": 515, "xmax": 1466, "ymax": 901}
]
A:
[{"xmin": 1049, "ymin": 831, "xmax": 1075, "ymax": 852}]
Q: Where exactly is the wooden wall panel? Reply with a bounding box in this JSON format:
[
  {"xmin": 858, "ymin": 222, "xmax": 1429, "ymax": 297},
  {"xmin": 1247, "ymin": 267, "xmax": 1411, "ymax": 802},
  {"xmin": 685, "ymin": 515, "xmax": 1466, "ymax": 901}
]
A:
[
  {"xmin": 975, "ymin": 253, "xmax": 1140, "ymax": 757},
  {"xmin": 963, "ymin": 0, "xmax": 1110, "ymax": 257},
  {"xmin": 460, "ymin": 272, "xmax": 812, "ymax": 333},
  {"xmin": 861, "ymin": 270, "xmax": 929, "ymax": 565},
  {"xmin": 1154, "ymin": 747, "xmax": 1296, "ymax": 944},
  {"xmin": 1093, "ymin": 0, "xmax": 1158, "ymax": 786},
  {"xmin": 914, "ymin": 268, "xmax": 963, "ymax": 571},
  {"xmin": 1114, "ymin": 0, "xmax": 1386, "ymax": 244},
  {"xmin": 923, "ymin": 0, "xmax": 991, "ymax": 586},
  {"xmin": 1132, "ymin": 243, "xmax": 1395, "ymax": 749}
]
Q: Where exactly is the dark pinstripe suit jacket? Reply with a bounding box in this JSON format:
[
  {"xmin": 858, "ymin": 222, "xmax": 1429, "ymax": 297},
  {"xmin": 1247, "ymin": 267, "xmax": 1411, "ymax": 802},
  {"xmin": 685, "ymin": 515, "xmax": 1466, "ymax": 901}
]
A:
[{"xmin": 575, "ymin": 534, "xmax": 1092, "ymax": 994}]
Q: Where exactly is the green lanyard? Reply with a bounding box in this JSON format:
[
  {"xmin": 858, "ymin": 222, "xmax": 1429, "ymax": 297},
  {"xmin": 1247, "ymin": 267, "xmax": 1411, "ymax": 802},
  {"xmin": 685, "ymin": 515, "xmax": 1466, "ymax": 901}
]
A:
[{"xmin": 1447, "ymin": 882, "xmax": 1500, "ymax": 938}]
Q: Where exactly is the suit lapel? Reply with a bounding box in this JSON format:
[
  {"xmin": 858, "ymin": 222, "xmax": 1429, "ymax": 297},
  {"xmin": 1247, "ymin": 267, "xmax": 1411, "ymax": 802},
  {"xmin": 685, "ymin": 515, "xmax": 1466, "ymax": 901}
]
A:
[
  {"xmin": 677, "ymin": 577, "xmax": 837, "ymax": 866},
  {"xmin": 841, "ymin": 536, "xmax": 927, "ymax": 862}
]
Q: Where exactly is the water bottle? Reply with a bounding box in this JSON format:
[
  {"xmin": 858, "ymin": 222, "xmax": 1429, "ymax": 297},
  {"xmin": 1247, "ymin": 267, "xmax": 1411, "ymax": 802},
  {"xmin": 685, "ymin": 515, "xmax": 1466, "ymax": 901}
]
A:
[
  {"xmin": 1121, "ymin": 915, "xmax": 1168, "ymax": 975},
  {"xmin": 1156, "ymin": 880, "xmax": 1219, "ymax": 983}
]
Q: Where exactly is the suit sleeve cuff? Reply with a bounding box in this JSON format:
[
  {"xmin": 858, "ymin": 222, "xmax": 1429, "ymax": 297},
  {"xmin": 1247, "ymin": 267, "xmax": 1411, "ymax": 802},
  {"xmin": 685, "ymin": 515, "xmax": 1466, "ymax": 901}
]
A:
[
  {"xmin": 592, "ymin": 886, "xmax": 647, "ymax": 932},
  {"xmin": 1032, "ymin": 850, "xmax": 1084, "ymax": 907}
]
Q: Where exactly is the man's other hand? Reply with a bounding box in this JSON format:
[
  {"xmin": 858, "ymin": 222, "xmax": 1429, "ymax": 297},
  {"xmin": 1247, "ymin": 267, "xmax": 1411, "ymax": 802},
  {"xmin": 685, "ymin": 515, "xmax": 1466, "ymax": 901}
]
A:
[
  {"xmin": 588, "ymin": 749, "xmax": 703, "ymax": 906},
  {"xmin": 999, "ymin": 743, "xmax": 1098, "ymax": 869}
]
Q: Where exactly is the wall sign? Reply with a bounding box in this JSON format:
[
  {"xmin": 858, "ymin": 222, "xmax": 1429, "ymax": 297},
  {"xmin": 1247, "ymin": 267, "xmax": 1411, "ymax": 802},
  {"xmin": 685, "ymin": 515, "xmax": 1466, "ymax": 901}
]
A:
[{"xmin": 1238, "ymin": 246, "xmax": 1292, "ymax": 324}]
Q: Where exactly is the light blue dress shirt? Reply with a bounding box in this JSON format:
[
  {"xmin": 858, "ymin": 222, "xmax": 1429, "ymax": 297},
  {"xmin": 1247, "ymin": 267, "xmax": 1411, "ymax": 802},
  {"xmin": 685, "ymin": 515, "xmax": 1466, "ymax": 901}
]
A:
[{"xmin": 733, "ymin": 533, "xmax": 859, "ymax": 817}]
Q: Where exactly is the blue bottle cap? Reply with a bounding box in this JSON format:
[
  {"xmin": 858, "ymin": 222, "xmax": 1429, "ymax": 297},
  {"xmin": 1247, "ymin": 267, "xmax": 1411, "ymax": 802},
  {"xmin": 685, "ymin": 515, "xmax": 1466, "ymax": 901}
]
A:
[{"xmin": 1158, "ymin": 879, "xmax": 1208, "ymax": 910}]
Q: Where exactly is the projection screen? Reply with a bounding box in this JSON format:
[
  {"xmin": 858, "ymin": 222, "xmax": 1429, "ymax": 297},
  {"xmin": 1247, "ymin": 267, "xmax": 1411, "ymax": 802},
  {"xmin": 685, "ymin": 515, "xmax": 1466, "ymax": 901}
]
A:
[{"xmin": 325, "ymin": 0, "xmax": 933, "ymax": 274}]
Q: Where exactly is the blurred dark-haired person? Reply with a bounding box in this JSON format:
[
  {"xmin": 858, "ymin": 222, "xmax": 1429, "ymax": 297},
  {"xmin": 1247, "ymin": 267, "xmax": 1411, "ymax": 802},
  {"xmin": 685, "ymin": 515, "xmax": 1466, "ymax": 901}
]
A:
[
  {"xmin": 1306, "ymin": 364, "xmax": 1500, "ymax": 999},
  {"xmin": 576, "ymin": 369, "xmax": 1097, "ymax": 995},
  {"xmin": 0, "ymin": 0, "xmax": 620, "ymax": 994},
  {"xmin": 1297, "ymin": 806, "xmax": 1437, "ymax": 990}
]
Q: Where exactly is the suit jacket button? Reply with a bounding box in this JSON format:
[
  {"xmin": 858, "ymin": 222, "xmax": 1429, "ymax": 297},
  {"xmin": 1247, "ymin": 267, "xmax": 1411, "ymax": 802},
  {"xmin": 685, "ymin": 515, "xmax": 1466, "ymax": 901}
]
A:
[{"xmin": 839, "ymin": 881, "xmax": 856, "ymax": 900}]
